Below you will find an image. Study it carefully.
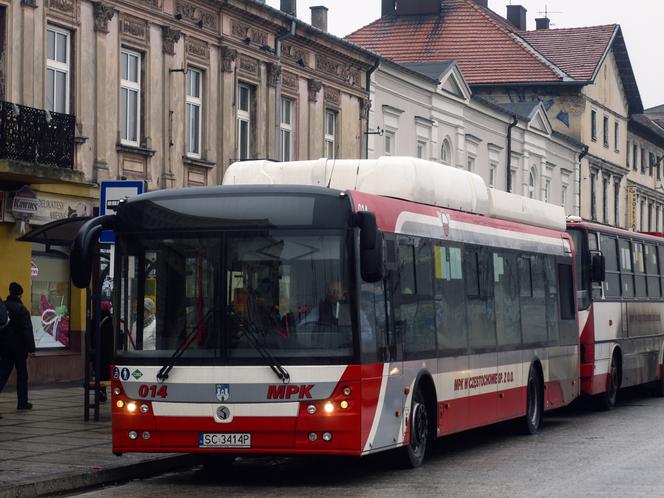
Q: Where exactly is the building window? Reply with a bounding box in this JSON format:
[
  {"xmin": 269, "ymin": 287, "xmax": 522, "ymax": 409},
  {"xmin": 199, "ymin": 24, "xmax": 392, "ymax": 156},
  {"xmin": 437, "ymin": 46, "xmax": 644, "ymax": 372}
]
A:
[
  {"xmin": 649, "ymin": 202, "xmax": 654, "ymax": 232},
  {"xmin": 185, "ymin": 68, "xmax": 202, "ymax": 158},
  {"xmin": 633, "ymin": 143, "xmax": 638, "ymax": 171},
  {"xmin": 120, "ymin": 48, "xmax": 141, "ymax": 146},
  {"xmin": 561, "ymin": 184, "xmax": 568, "ymax": 211},
  {"xmin": 281, "ymin": 97, "xmax": 295, "ymax": 161},
  {"xmin": 528, "ymin": 167, "xmax": 537, "ymax": 199},
  {"xmin": 46, "ymin": 25, "xmax": 70, "ymax": 114},
  {"xmin": 489, "ymin": 164, "xmax": 497, "ymax": 188},
  {"xmin": 441, "ymin": 138, "xmax": 452, "ymax": 165},
  {"xmin": 650, "ymin": 152, "xmax": 656, "ymax": 178},
  {"xmin": 466, "ymin": 155, "xmax": 475, "ymax": 172},
  {"xmin": 614, "ymin": 122, "xmax": 620, "ymax": 152},
  {"xmin": 384, "ymin": 130, "xmax": 395, "ymax": 156},
  {"xmin": 417, "ymin": 140, "xmax": 428, "ymax": 160},
  {"xmin": 590, "ymin": 170, "xmax": 597, "ymax": 221},
  {"xmin": 591, "ymin": 110, "xmax": 597, "ymax": 142},
  {"xmin": 324, "ymin": 109, "xmax": 337, "ymax": 159},
  {"xmin": 640, "ymin": 199, "xmax": 645, "ymax": 231},
  {"xmin": 603, "ymin": 116, "xmax": 609, "ymax": 147},
  {"xmin": 614, "ymin": 180, "xmax": 620, "ymax": 227},
  {"xmin": 641, "ymin": 147, "xmax": 646, "ymax": 174},
  {"xmin": 237, "ymin": 83, "xmax": 251, "ymax": 160},
  {"xmin": 544, "ymin": 178, "xmax": 551, "ymax": 203},
  {"xmin": 603, "ymin": 176, "xmax": 609, "ymax": 224}
]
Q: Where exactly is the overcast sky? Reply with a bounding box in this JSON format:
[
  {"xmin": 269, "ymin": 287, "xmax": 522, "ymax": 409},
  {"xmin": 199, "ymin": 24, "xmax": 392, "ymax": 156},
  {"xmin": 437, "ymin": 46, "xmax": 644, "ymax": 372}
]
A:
[{"xmin": 267, "ymin": 0, "xmax": 663, "ymax": 110}]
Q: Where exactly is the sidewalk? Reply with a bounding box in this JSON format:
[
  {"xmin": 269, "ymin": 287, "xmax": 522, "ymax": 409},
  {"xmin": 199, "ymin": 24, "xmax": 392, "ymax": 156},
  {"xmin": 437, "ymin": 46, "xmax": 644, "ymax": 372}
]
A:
[{"xmin": 0, "ymin": 383, "xmax": 196, "ymax": 497}]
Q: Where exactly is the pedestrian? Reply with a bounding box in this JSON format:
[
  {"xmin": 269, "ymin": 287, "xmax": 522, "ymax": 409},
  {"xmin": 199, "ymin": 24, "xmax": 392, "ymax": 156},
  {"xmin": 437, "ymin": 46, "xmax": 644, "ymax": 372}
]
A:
[
  {"xmin": 0, "ymin": 282, "xmax": 36, "ymax": 411},
  {"xmin": 0, "ymin": 297, "xmax": 8, "ymax": 329}
]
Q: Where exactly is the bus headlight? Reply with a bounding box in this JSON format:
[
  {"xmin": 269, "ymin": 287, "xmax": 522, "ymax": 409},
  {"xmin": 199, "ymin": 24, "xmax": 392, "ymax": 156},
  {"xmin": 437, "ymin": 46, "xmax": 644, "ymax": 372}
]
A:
[
  {"xmin": 322, "ymin": 432, "xmax": 333, "ymax": 442},
  {"xmin": 323, "ymin": 402, "xmax": 334, "ymax": 413},
  {"xmin": 127, "ymin": 402, "xmax": 137, "ymax": 413},
  {"xmin": 128, "ymin": 430, "xmax": 138, "ymax": 440},
  {"xmin": 116, "ymin": 400, "xmax": 125, "ymax": 408},
  {"xmin": 140, "ymin": 404, "xmax": 149, "ymax": 414},
  {"xmin": 306, "ymin": 404, "xmax": 317, "ymax": 415},
  {"xmin": 340, "ymin": 400, "xmax": 349, "ymax": 409}
]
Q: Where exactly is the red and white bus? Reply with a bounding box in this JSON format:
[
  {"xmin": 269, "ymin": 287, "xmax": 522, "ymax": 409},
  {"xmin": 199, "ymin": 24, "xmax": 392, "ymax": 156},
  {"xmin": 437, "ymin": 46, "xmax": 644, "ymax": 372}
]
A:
[
  {"xmin": 72, "ymin": 157, "xmax": 579, "ymax": 467},
  {"xmin": 567, "ymin": 219, "xmax": 664, "ymax": 409}
]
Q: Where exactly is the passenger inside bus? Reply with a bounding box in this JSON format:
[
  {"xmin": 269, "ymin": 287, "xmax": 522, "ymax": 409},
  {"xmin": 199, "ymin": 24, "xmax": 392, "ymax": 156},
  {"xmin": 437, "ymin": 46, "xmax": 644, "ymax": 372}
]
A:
[{"xmin": 129, "ymin": 297, "xmax": 157, "ymax": 350}]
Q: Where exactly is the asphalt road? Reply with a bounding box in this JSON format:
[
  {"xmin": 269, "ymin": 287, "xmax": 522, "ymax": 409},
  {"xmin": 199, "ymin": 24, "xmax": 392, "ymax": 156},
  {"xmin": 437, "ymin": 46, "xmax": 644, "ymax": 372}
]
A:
[{"xmin": 69, "ymin": 388, "xmax": 664, "ymax": 498}]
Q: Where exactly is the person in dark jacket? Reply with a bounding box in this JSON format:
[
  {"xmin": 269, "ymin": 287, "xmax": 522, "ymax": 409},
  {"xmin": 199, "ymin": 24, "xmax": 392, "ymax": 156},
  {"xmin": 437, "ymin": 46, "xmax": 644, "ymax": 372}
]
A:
[
  {"xmin": 0, "ymin": 282, "xmax": 36, "ymax": 410},
  {"xmin": 0, "ymin": 298, "xmax": 8, "ymax": 329}
]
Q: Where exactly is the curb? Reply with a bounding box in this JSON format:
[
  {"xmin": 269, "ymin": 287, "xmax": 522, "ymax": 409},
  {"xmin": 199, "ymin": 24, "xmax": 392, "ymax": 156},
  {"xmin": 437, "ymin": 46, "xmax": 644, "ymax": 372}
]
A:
[{"xmin": 0, "ymin": 454, "xmax": 199, "ymax": 498}]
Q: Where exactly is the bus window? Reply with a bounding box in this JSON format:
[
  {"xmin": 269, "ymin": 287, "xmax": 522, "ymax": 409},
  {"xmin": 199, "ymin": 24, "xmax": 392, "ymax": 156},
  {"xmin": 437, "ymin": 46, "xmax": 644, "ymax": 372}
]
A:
[
  {"xmin": 435, "ymin": 245, "xmax": 467, "ymax": 353},
  {"xmin": 493, "ymin": 252, "xmax": 521, "ymax": 348},
  {"xmin": 568, "ymin": 229, "xmax": 590, "ymax": 310},
  {"xmin": 600, "ymin": 235, "xmax": 620, "ymax": 298},
  {"xmin": 659, "ymin": 245, "xmax": 664, "ymax": 298},
  {"xmin": 633, "ymin": 242, "xmax": 647, "ymax": 297},
  {"xmin": 360, "ymin": 280, "xmax": 386, "ymax": 363},
  {"xmin": 520, "ymin": 255, "xmax": 547, "ymax": 345},
  {"xmin": 544, "ymin": 256, "xmax": 560, "ymax": 345},
  {"xmin": 465, "ymin": 246, "xmax": 496, "ymax": 351},
  {"xmin": 645, "ymin": 244, "xmax": 661, "ymax": 298},
  {"xmin": 619, "ymin": 238, "xmax": 634, "ymax": 297},
  {"xmin": 399, "ymin": 239, "xmax": 436, "ymax": 359}
]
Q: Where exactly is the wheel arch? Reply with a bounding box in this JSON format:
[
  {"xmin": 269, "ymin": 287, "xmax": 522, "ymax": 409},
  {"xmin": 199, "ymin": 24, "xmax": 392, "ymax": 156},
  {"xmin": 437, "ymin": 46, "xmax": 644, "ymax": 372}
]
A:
[
  {"xmin": 609, "ymin": 343, "xmax": 623, "ymax": 386},
  {"xmin": 414, "ymin": 370, "xmax": 438, "ymax": 439}
]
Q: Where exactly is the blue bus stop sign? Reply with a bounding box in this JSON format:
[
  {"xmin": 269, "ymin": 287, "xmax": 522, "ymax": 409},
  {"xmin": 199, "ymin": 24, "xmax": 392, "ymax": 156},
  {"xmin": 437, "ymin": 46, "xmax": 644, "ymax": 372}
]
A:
[{"xmin": 100, "ymin": 181, "xmax": 145, "ymax": 243}]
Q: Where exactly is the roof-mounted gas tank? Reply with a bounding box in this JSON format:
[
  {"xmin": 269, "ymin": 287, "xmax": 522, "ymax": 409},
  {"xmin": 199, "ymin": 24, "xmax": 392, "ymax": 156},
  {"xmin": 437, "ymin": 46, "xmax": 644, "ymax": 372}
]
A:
[{"xmin": 223, "ymin": 157, "xmax": 565, "ymax": 232}]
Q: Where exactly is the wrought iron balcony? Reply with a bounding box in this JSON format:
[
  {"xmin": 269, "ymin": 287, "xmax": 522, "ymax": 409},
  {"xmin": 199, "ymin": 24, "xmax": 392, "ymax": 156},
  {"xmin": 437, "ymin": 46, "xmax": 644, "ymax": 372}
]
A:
[{"xmin": 0, "ymin": 100, "xmax": 75, "ymax": 169}]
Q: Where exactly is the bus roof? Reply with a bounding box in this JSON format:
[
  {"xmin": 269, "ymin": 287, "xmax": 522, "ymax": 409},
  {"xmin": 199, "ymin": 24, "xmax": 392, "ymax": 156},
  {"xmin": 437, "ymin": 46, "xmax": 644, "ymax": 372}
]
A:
[
  {"xmin": 566, "ymin": 219, "xmax": 664, "ymax": 243},
  {"xmin": 224, "ymin": 157, "xmax": 566, "ymax": 232}
]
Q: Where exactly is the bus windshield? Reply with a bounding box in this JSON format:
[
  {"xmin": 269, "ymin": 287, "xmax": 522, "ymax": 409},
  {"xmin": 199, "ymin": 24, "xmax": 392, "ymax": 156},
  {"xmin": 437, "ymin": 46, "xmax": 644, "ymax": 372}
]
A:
[{"xmin": 115, "ymin": 229, "xmax": 355, "ymax": 365}]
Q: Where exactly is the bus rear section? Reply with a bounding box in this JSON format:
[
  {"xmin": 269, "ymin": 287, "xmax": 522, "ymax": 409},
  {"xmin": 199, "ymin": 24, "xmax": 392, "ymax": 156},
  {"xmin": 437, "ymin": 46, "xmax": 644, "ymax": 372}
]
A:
[{"xmin": 568, "ymin": 221, "xmax": 664, "ymax": 408}]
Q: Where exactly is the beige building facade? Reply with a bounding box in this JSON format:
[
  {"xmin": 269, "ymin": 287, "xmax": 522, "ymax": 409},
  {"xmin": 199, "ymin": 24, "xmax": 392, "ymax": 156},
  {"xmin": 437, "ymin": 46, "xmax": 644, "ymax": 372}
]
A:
[{"xmin": 0, "ymin": 0, "xmax": 376, "ymax": 384}]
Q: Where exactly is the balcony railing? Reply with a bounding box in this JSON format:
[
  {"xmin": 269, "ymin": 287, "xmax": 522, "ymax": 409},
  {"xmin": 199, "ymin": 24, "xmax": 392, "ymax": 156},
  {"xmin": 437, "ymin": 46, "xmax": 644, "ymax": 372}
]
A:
[{"xmin": 0, "ymin": 101, "xmax": 75, "ymax": 169}]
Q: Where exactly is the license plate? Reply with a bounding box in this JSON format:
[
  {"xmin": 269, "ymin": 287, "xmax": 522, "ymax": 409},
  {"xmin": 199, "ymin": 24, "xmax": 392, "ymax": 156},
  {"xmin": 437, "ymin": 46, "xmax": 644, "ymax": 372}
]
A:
[{"xmin": 199, "ymin": 433, "xmax": 251, "ymax": 448}]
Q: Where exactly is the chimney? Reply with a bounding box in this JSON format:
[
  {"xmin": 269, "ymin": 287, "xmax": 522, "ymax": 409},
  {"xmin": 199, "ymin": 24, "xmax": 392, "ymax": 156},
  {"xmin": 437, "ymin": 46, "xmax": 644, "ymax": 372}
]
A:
[
  {"xmin": 535, "ymin": 17, "xmax": 550, "ymax": 30},
  {"xmin": 280, "ymin": 0, "xmax": 296, "ymax": 17},
  {"xmin": 396, "ymin": 0, "xmax": 440, "ymax": 16},
  {"xmin": 310, "ymin": 6, "xmax": 328, "ymax": 32},
  {"xmin": 475, "ymin": 0, "xmax": 488, "ymax": 7},
  {"xmin": 382, "ymin": 0, "xmax": 395, "ymax": 16},
  {"xmin": 506, "ymin": 5, "xmax": 527, "ymax": 30}
]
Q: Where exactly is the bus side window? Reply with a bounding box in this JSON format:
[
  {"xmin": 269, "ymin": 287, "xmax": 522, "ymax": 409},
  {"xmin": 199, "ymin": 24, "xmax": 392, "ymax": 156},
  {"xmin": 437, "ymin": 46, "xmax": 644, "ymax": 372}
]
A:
[
  {"xmin": 465, "ymin": 246, "xmax": 496, "ymax": 351},
  {"xmin": 558, "ymin": 262, "xmax": 577, "ymax": 346},
  {"xmin": 658, "ymin": 245, "xmax": 664, "ymax": 299},
  {"xmin": 544, "ymin": 256, "xmax": 560, "ymax": 345},
  {"xmin": 600, "ymin": 235, "xmax": 620, "ymax": 298},
  {"xmin": 493, "ymin": 252, "xmax": 521, "ymax": 348},
  {"xmin": 400, "ymin": 239, "xmax": 436, "ymax": 359},
  {"xmin": 633, "ymin": 242, "xmax": 647, "ymax": 297},
  {"xmin": 619, "ymin": 238, "xmax": 634, "ymax": 298},
  {"xmin": 435, "ymin": 244, "xmax": 467, "ymax": 353},
  {"xmin": 645, "ymin": 244, "xmax": 661, "ymax": 298},
  {"xmin": 520, "ymin": 255, "xmax": 547, "ymax": 345},
  {"xmin": 360, "ymin": 280, "xmax": 386, "ymax": 363}
]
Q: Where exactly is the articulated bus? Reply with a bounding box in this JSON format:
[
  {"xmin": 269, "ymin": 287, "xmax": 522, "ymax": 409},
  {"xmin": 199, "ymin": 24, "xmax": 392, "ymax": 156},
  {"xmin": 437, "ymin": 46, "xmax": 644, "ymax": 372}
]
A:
[
  {"xmin": 567, "ymin": 220, "xmax": 664, "ymax": 409},
  {"xmin": 72, "ymin": 157, "xmax": 579, "ymax": 467}
]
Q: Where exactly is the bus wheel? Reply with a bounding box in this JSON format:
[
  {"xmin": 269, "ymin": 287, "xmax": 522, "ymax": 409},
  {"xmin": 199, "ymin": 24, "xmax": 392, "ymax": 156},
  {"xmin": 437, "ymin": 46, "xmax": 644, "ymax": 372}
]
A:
[
  {"xmin": 401, "ymin": 387, "xmax": 430, "ymax": 468},
  {"xmin": 594, "ymin": 354, "xmax": 620, "ymax": 411},
  {"xmin": 654, "ymin": 370, "xmax": 664, "ymax": 398},
  {"xmin": 520, "ymin": 365, "xmax": 542, "ymax": 435}
]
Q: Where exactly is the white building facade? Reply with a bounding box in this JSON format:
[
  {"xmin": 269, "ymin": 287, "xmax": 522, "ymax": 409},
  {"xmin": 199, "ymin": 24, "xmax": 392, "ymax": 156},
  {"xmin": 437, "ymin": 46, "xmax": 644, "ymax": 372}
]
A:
[{"xmin": 368, "ymin": 61, "xmax": 584, "ymax": 215}]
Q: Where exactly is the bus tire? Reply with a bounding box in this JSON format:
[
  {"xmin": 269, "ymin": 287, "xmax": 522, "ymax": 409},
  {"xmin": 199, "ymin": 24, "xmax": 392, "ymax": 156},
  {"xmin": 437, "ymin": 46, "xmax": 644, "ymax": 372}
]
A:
[
  {"xmin": 594, "ymin": 353, "xmax": 620, "ymax": 411},
  {"xmin": 654, "ymin": 371, "xmax": 664, "ymax": 398},
  {"xmin": 520, "ymin": 365, "xmax": 543, "ymax": 435},
  {"xmin": 401, "ymin": 386, "xmax": 430, "ymax": 468}
]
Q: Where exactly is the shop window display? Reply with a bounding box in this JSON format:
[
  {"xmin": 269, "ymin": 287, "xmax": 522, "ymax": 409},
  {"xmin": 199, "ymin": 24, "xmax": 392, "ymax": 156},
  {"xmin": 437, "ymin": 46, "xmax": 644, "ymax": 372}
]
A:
[{"xmin": 30, "ymin": 253, "xmax": 70, "ymax": 349}]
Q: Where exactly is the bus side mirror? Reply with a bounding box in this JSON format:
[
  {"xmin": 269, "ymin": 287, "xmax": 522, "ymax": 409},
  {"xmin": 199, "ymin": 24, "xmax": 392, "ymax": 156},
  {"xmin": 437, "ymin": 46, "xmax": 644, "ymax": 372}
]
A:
[
  {"xmin": 356, "ymin": 211, "xmax": 384, "ymax": 283},
  {"xmin": 70, "ymin": 215, "xmax": 115, "ymax": 288},
  {"xmin": 591, "ymin": 253, "xmax": 606, "ymax": 283}
]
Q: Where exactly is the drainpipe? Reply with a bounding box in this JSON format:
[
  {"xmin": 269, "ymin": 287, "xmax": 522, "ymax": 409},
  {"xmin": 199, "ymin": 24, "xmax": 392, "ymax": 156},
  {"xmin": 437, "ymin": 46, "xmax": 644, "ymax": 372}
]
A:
[
  {"xmin": 274, "ymin": 21, "xmax": 296, "ymax": 161},
  {"xmin": 506, "ymin": 115, "xmax": 518, "ymax": 193},
  {"xmin": 365, "ymin": 58, "xmax": 380, "ymax": 159},
  {"xmin": 578, "ymin": 144, "xmax": 589, "ymax": 217}
]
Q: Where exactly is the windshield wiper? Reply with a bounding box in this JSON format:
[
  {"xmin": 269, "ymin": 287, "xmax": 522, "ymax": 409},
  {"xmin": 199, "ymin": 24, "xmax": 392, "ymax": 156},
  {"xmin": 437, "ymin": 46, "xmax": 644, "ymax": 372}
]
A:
[
  {"xmin": 156, "ymin": 309, "xmax": 215, "ymax": 382},
  {"xmin": 228, "ymin": 308, "xmax": 290, "ymax": 384}
]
